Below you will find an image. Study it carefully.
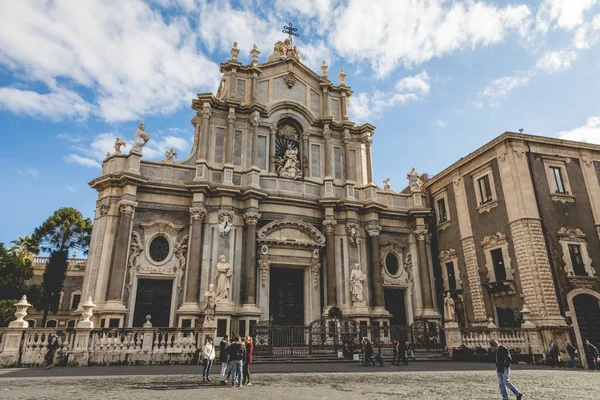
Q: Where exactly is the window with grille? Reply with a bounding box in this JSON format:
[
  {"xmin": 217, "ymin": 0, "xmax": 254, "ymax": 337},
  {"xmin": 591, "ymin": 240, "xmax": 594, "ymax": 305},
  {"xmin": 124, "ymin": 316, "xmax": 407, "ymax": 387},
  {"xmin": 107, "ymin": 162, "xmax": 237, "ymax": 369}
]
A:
[
  {"xmin": 568, "ymin": 244, "xmax": 587, "ymax": 276},
  {"xmin": 550, "ymin": 166, "xmax": 567, "ymax": 194}
]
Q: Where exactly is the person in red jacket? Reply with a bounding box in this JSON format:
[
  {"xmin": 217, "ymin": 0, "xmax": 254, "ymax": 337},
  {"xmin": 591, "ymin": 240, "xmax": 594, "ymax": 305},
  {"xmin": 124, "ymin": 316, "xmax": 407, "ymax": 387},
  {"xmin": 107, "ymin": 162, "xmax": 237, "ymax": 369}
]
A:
[{"xmin": 243, "ymin": 336, "xmax": 254, "ymax": 386}]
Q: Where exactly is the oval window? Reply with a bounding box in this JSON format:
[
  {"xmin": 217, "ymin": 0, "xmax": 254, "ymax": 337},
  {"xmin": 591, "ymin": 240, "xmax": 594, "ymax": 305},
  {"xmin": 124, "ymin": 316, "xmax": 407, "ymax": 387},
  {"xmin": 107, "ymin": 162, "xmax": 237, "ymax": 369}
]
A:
[
  {"xmin": 385, "ymin": 253, "xmax": 399, "ymax": 276},
  {"xmin": 149, "ymin": 236, "xmax": 170, "ymax": 262}
]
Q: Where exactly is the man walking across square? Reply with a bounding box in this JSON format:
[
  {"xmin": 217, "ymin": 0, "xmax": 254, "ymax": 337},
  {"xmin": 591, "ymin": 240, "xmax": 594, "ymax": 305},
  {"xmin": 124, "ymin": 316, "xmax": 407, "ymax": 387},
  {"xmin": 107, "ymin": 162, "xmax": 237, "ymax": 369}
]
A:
[
  {"xmin": 219, "ymin": 335, "xmax": 230, "ymax": 385},
  {"xmin": 490, "ymin": 339, "xmax": 523, "ymax": 400}
]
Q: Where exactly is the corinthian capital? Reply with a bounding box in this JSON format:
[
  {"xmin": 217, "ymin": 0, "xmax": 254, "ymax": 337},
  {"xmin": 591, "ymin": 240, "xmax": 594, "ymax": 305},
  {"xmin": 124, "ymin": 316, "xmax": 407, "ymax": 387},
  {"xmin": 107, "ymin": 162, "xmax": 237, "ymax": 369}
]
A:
[
  {"xmin": 250, "ymin": 112, "xmax": 261, "ymax": 127},
  {"xmin": 118, "ymin": 200, "xmax": 138, "ymax": 214},
  {"xmin": 323, "ymin": 219, "xmax": 337, "ymax": 234},
  {"xmin": 227, "ymin": 110, "xmax": 236, "ymax": 125},
  {"xmin": 415, "ymin": 228, "xmax": 428, "ymax": 241},
  {"xmin": 201, "ymin": 103, "xmax": 212, "ymax": 120},
  {"xmin": 190, "ymin": 206, "xmax": 207, "ymax": 221},
  {"xmin": 323, "ymin": 124, "xmax": 331, "ymax": 140},
  {"xmin": 366, "ymin": 224, "xmax": 381, "ymax": 237},
  {"xmin": 243, "ymin": 212, "xmax": 262, "ymax": 225}
]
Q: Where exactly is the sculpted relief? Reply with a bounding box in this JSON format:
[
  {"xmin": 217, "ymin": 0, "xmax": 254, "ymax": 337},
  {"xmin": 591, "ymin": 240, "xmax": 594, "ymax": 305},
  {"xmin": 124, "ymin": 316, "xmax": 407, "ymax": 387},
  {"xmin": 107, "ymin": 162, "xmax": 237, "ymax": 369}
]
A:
[
  {"xmin": 215, "ymin": 255, "xmax": 232, "ymax": 303},
  {"xmin": 275, "ymin": 125, "xmax": 302, "ymax": 180}
]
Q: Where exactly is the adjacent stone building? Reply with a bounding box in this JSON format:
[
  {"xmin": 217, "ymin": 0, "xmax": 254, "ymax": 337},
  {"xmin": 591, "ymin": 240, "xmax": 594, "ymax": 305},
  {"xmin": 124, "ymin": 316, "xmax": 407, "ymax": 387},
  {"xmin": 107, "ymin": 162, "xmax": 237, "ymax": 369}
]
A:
[
  {"xmin": 76, "ymin": 39, "xmax": 441, "ymax": 337},
  {"xmin": 425, "ymin": 132, "xmax": 600, "ymax": 361}
]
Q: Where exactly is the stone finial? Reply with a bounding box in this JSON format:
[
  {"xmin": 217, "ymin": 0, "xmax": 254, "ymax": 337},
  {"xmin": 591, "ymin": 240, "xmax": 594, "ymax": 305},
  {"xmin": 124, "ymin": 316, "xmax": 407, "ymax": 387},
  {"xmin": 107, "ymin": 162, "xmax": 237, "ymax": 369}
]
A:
[
  {"xmin": 338, "ymin": 68, "xmax": 347, "ymax": 86},
  {"xmin": 9, "ymin": 295, "xmax": 32, "ymax": 328},
  {"xmin": 321, "ymin": 60, "xmax": 329, "ymax": 77},
  {"xmin": 76, "ymin": 297, "xmax": 96, "ymax": 329},
  {"xmin": 487, "ymin": 317, "xmax": 497, "ymax": 329},
  {"xmin": 230, "ymin": 41, "xmax": 240, "ymax": 61},
  {"xmin": 143, "ymin": 315, "xmax": 153, "ymax": 328},
  {"xmin": 250, "ymin": 43, "xmax": 260, "ymax": 66}
]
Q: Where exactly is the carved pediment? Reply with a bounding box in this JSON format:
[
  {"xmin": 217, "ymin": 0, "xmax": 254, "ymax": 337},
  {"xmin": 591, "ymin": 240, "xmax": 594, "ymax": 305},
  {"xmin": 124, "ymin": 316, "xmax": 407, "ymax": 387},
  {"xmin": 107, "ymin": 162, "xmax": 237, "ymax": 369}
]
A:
[
  {"xmin": 257, "ymin": 219, "xmax": 326, "ymax": 248},
  {"xmin": 557, "ymin": 227, "xmax": 587, "ymax": 240},
  {"xmin": 140, "ymin": 219, "xmax": 184, "ymax": 239}
]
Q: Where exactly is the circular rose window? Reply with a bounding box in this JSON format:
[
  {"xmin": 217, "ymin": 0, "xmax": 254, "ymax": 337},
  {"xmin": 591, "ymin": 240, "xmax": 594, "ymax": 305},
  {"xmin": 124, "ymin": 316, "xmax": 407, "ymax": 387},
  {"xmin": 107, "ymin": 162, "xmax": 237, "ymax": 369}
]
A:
[
  {"xmin": 385, "ymin": 253, "xmax": 399, "ymax": 276},
  {"xmin": 149, "ymin": 236, "xmax": 170, "ymax": 262}
]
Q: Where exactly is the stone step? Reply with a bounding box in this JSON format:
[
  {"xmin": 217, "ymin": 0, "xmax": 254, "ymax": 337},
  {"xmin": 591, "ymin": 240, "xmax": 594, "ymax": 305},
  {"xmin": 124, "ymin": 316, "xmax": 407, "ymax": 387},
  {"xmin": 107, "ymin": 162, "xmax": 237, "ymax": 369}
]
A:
[{"xmin": 253, "ymin": 352, "xmax": 449, "ymax": 364}]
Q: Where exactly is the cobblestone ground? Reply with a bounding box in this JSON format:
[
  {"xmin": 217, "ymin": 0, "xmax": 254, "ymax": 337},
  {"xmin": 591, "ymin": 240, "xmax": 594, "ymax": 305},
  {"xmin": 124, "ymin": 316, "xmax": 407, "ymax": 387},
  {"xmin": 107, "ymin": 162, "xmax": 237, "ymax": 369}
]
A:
[{"xmin": 1, "ymin": 368, "xmax": 600, "ymax": 400}]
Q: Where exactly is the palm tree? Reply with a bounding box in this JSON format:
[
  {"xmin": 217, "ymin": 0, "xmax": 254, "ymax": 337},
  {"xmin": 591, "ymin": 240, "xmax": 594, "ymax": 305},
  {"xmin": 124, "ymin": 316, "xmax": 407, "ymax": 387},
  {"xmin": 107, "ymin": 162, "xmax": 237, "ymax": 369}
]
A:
[{"xmin": 10, "ymin": 235, "xmax": 39, "ymax": 263}]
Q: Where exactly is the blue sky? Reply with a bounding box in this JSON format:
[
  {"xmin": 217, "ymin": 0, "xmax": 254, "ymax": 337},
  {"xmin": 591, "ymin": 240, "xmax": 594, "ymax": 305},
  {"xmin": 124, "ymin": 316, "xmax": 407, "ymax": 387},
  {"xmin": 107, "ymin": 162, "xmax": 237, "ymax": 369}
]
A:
[{"xmin": 1, "ymin": 0, "xmax": 600, "ymax": 247}]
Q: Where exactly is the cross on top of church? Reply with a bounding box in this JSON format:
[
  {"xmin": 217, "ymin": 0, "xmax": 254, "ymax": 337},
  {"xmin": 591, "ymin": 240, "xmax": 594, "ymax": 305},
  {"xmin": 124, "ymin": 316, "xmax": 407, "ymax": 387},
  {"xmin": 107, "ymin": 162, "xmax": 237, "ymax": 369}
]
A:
[{"xmin": 282, "ymin": 22, "xmax": 299, "ymax": 45}]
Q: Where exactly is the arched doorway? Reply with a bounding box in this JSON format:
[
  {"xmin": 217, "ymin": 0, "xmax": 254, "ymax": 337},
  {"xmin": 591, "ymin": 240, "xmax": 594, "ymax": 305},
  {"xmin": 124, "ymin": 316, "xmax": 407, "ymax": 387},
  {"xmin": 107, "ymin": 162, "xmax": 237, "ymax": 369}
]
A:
[{"xmin": 573, "ymin": 293, "xmax": 600, "ymax": 347}]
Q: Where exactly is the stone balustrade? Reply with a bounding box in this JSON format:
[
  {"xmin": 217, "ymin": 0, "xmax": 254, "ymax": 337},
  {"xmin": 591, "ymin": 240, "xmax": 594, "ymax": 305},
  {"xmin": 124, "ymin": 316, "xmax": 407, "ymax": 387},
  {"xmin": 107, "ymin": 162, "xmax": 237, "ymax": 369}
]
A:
[
  {"xmin": 33, "ymin": 256, "xmax": 87, "ymax": 271},
  {"xmin": 0, "ymin": 327, "xmax": 201, "ymax": 367}
]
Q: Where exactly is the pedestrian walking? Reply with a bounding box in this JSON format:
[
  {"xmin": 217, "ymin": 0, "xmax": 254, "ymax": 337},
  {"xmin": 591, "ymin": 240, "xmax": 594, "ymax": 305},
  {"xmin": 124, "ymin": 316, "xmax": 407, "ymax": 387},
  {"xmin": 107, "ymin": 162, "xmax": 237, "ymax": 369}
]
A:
[
  {"xmin": 44, "ymin": 333, "xmax": 60, "ymax": 370},
  {"xmin": 583, "ymin": 338, "xmax": 598, "ymax": 370},
  {"xmin": 243, "ymin": 336, "xmax": 254, "ymax": 385},
  {"xmin": 392, "ymin": 339, "xmax": 400, "ymax": 365},
  {"xmin": 228, "ymin": 336, "xmax": 245, "ymax": 387},
  {"xmin": 566, "ymin": 343, "xmax": 577, "ymax": 369},
  {"xmin": 490, "ymin": 339, "xmax": 523, "ymax": 400},
  {"xmin": 401, "ymin": 340, "xmax": 409, "ymax": 365},
  {"xmin": 374, "ymin": 341, "xmax": 384, "ymax": 367},
  {"xmin": 201, "ymin": 337, "xmax": 216, "ymax": 382},
  {"xmin": 549, "ymin": 341, "xmax": 560, "ymax": 367},
  {"xmin": 219, "ymin": 335, "xmax": 230, "ymax": 385},
  {"xmin": 406, "ymin": 340, "xmax": 415, "ymax": 360},
  {"xmin": 363, "ymin": 337, "xmax": 375, "ymax": 367}
]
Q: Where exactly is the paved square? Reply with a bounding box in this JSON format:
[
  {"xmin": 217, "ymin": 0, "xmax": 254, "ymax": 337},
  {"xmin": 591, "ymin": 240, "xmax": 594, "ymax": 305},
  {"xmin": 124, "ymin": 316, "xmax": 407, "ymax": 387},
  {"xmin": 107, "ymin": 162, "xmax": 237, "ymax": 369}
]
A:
[{"xmin": 1, "ymin": 363, "xmax": 599, "ymax": 400}]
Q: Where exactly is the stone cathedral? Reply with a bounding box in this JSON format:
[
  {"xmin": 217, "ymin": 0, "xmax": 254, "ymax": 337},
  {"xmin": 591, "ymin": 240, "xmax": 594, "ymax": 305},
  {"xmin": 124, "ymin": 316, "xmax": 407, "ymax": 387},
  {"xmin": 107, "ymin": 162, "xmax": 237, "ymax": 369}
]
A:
[{"xmin": 80, "ymin": 38, "xmax": 440, "ymax": 337}]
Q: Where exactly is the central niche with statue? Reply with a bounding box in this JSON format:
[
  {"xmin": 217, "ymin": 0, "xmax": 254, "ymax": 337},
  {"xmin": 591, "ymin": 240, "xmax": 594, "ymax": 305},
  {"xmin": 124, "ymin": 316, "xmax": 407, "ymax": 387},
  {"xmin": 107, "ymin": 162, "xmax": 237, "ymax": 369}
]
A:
[{"xmin": 275, "ymin": 124, "xmax": 302, "ymax": 180}]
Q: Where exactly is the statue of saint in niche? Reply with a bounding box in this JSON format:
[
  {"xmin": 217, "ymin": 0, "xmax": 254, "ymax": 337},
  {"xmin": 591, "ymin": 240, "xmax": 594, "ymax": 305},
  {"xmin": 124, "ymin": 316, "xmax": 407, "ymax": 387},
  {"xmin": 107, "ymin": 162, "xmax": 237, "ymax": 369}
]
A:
[
  {"xmin": 215, "ymin": 255, "xmax": 232, "ymax": 302},
  {"xmin": 350, "ymin": 263, "xmax": 367, "ymax": 306}
]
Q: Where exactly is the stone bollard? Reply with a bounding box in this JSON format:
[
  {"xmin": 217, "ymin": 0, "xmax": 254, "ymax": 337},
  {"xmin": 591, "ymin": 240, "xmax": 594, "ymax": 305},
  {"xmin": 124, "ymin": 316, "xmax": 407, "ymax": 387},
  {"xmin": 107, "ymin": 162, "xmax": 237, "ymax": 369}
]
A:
[{"xmin": 71, "ymin": 297, "xmax": 96, "ymax": 367}]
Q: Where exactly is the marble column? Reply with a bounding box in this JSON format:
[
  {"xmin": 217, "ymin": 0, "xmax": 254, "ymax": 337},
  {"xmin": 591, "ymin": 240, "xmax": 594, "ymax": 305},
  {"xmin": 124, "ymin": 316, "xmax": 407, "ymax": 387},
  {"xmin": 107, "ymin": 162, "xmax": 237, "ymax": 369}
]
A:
[
  {"xmin": 323, "ymin": 219, "xmax": 337, "ymax": 308},
  {"xmin": 225, "ymin": 108, "xmax": 235, "ymax": 165},
  {"xmin": 324, "ymin": 125, "xmax": 332, "ymax": 178},
  {"xmin": 367, "ymin": 224, "xmax": 384, "ymax": 308},
  {"xmin": 106, "ymin": 200, "xmax": 137, "ymax": 302},
  {"xmin": 199, "ymin": 103, "xmax": 212, "ymax": 161},
  {"xmin": 269, "ymin": 125, "xmax": 277, "ymax": 174},
  {"xmin": 242, "ymin": 212, "xmax": 261, "ymax": 305},
  {"xmin": 363, "ymin": 136, "xmax": 373, "ymax": 184},
  {"xmin": 416, "ymin": 228, "xmax": 434, "ymax": 310},
  {"xmin": 250, "ymin": 112, "xmax": 260, "ymax": 167},
  {"xmin": 302, "ymin": 132, "xmax": 309, "ymax": 177},
  {"xmin": 343, "ymin": 130, "xmax": 351, "ymax": 181},
  {"xmin": 185, "ymin": 207, "xmax": 207, "ymax": 304}
]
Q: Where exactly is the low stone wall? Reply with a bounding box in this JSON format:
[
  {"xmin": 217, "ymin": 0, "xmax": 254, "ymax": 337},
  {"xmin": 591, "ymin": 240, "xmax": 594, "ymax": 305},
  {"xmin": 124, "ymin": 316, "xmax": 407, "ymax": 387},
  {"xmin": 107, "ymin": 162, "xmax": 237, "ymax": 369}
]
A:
[{"xmin": 0, "ymin": 327, "xmax": 203, "ymax": 368}]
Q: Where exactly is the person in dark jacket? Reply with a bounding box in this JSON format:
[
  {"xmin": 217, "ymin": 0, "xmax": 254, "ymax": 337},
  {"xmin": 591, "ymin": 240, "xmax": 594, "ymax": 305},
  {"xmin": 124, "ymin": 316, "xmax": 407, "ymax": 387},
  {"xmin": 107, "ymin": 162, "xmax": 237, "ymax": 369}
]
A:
[
  {"xmin": 363, "ymin": 337, "xmax": 375, "ymax": 367},
  {"xmin": 490, "ymin": 339, "xmax": 523, "ymax": 400},
  {"xmin": 548, "ymin": 341, "xmax": 560, "ymax": 367},
  {"xmin": 44, "ymin": 333, "xmax": 61, "ymax": 370},
  {"xmin": 219, "ymin": 335, "xmax": 230, "ymax": 385},
  {"xmin": 228, "ymin": 337, "xmax": 245, "ymax": 387},
  {"xmin": 400, "ymin": 340, "xmax": 408, "ymax": 365},
  {"xmin": 374, "ymin": 341, "xmax": 384, "ymax": 367},
  {"xmin": 392, "ymin": 340, "xmax": 400, "ymax": 365},
  {"xmin": 583, "ymin": 338, "xmax": 598, "ymax": 370},
  {"xmin": 566, "ymin": 343, "xmax": 577, "ymax": 368}
]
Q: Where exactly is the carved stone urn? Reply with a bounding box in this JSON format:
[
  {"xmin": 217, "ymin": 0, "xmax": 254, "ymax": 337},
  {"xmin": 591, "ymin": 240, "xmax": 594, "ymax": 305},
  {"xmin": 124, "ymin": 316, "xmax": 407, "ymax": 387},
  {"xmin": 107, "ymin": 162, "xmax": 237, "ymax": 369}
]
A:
[
  {"xmin": 77, "ymin": 297, "xmax": 96, "ymax": 329},
  {"xmin": 9, "ymin": 295, "xmax": 31, "ymax": 328}
]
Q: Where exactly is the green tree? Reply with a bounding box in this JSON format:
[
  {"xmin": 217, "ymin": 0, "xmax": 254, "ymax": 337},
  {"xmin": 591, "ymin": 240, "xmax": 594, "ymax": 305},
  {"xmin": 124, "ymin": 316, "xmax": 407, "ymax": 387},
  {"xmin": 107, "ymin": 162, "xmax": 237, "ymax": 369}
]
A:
[
  {"xmin": 33, "ymin": 207, "xmax": 93, "ymax": 325},
  {"xmin": 10, "ymin": 235, "xmax": 40, "ymax": 263},
  {"xmin": 0, "ymin": 243, "xmax": 34, "ymax": 326}
]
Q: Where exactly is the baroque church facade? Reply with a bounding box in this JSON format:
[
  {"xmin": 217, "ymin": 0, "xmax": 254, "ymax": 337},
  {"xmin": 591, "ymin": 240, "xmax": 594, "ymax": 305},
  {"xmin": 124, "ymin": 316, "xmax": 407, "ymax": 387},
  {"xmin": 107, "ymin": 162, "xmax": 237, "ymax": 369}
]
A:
[{"xmin": 79, "ymin": 39, "xmax": 441, "ymax": 336}]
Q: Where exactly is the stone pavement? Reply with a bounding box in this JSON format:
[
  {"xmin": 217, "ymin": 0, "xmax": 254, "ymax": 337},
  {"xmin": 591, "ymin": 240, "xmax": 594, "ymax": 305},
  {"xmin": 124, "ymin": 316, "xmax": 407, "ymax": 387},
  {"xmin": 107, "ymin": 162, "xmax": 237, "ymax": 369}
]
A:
[{"xmin": 1, "ymin": 362, "xmax": 599, "ymax": 400}]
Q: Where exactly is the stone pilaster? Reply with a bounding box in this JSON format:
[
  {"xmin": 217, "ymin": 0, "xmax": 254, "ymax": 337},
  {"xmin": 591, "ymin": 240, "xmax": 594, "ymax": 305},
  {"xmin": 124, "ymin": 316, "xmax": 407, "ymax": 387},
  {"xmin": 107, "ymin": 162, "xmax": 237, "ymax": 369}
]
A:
[
  {"xmin": 363, "ymin": 136, "xmax": 373, "ymax": 184},
  {"xmin": 461, "ymin": 236, "xmax": 487, "ymax": 324},
  {"xmin": 323, "ymin": 125, "xmax": 334, "ymax": 198},
  {"xmin": 367, "ymin": 224, "xmax": 385, "ymax": 310},
  {"xmin": 198, "ymin": 103, "xmax": 212, "ymax": 162},
  {"xmin": 105, "ymin": 199, "xmax": 137, "ymax": 307},
  {"xmin": 323, "ymin": 219, "xmax": 337, "ymax": 308},
  {"xmin": 242, "ymin": 212, "xmax": 261, "ymax": 307},
  {"xmin": 250, "ymin": 112, "xmax": 260, "ymax": 167},
  {"xmin": 302, "ymin": 132, "xmax": 310, "ymax": 178},
  {"xmin": 269, "ymin": 125, "xmax": 277, "ymax": 174},
  {"xmin": 509, "ymin": 218, "xmax": 564, "ymax": 326}
]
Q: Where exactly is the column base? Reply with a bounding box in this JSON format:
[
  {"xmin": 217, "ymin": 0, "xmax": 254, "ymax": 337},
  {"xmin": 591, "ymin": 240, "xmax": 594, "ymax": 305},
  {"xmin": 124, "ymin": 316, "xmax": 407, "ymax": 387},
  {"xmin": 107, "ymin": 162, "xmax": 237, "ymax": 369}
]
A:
[
  {"xmin": 346, "ymin": 303, "xmax": 371, "ymax": 318},
  {"xmin": 101, "ymin": 301, "xmax": 128, "ymax": 314},
  {"xmin": 215, "ymin": 300, "xmax": 236, "ymax": 314},
  {"xmin": 370, "ymin": 306, "xmax": 392, "ymax": 319},
  {"xmin": 177, "ymin": 302, "xmax": 202, "ymax": 314},
  {"xmin": 416, "ymin": 308, "xmax": 441, "ymax": 320},
  {"xmin": 238, "ymin": 304, "xmax": 262, "ymax": 316},
  {"xmin": 223, "ymin": 164, "xmax": 234, "ymax": 185}
]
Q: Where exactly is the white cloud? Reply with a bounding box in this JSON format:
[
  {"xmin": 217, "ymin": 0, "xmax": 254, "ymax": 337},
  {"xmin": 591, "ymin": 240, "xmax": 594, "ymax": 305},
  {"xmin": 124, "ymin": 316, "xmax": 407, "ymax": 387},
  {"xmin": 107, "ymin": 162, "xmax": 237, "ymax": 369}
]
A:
[
  {"xmin": 536, "ymin": 50, "xmax": 577, "ymax": 71},
  {"xmin": 536, "ymin": 0, "xmax": 597, "ymax": 33},
  {"xmin": 330, "ymin": 0, "xmax": 531, "ymax": 78},
  {"xmin": 0, "ymin": 0, "xmax": 219, "ymax": 122},
  {"xmin": 434, "ymin": 120, "xmax": 447, "ymax": 127},
  {"xmin": 350, "ymin": 71, "xmax": 430, "ymax": 121},
  {"xmin": 479, "ymin": 74, "xmax": 531, "ymax": 106},
  {"xmin": 66, "ymin": 186, "xmax": 79, "ymax": 193},
  {"xmin": 557, "ymin": 116, "xmax": 600, "ymax": 144},
  {"xmin": 17, "ymin": 168, "xmax": 40, "ymax": 178},
  {"xmin": 55, "ymin": 133, "xmax": 84, "ymax": 143},
  {"xmin": 64, "ymin": 154, "xmax": 102, "ymax": 169},
  {"xmin": 0, "ymin": 87, "xmax": 91, "ymax": 121}
]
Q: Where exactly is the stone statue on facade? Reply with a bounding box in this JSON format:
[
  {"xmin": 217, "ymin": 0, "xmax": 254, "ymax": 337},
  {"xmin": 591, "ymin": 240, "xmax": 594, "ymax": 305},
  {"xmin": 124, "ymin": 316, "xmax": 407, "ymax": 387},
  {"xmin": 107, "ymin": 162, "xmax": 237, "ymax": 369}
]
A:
[
  {"xmin": 383, "ymin": 178, "xmax": 391, "ymax": 191},
  {"xmin": 215, "ymin": 255, "xmax": 232, "ymax": 302},
  {"xmin": 165, "ymin": 148, "xmax": 177, "ymax": 162},
  {"xmin": 444, "ymin": 292, "xmax": 456, "ymax": 322},
  {"xmin": 346, "ymin": 223, "xmax": 360, "ymax": 247},
  {"xmin": 268, "ymin": 38, "xmax": 301, "ymax": 62},
  {"xmin": 350, "ymin": 263, "xmax": 367, "ymax": 305},
  {"xmin": 216, "ymin": 75, "xmax": 228, "ymax": 101},
  {"xmin": 218, "ymin": 210, "xmax": 234, "ymax": 236},
  {"xmin": 277, "ymin": 144, "xmax": 302, "ymax": 179},
  {"xmin": 407, "ymin": 168, "xmax": 423, "ymax": 192},
  {"xmin": 130, "ymin": 123, "xmax": 151, "ymax": 155},
  {"xmin": 114, "ymin": 138, "xmax": 126, "ymax": 154},
  {"xmin": 204, "ymin": 283, "xmax": 216, "ymax": 322}
]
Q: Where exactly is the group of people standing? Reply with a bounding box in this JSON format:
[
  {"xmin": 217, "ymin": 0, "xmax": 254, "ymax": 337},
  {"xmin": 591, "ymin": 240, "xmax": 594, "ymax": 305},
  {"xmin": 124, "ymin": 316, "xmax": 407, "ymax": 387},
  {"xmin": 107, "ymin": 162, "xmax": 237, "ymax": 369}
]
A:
[
  {"xmin": 549, "ymin": 338, "xmax": 599, "ymax": 370},
  {"xmin": 349, "ymin": 337, "xmax": 412, "ymax": 367},
  {"xmin": 201, "ymin": 335, "xmax": 254, "ymax": 387}
]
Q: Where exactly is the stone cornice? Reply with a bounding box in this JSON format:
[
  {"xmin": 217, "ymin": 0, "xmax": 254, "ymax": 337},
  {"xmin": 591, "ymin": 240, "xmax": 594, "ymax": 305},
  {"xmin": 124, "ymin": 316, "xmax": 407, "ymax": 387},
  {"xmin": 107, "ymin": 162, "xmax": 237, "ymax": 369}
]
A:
[{"xmin": 88, "ymin": 172, "xmax": 149, "ymax": 191}]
